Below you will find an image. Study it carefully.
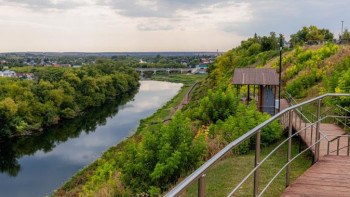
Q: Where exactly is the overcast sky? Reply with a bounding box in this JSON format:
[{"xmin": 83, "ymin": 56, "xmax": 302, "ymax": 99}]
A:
[{"xmin": 0, "ymin": 0, "xmax": 349, "ymax": 52}]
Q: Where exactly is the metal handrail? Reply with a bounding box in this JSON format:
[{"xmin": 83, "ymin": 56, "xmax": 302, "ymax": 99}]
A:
[
  {"xmin": 165, "ymin": 93, "xmax": 350, "ymax": 197},
  {"xmin": 284, "ymin": 92, "xmax": 329, "ymax": 141},
  {"xmin": 284, "ymin": 93, "xmax": 350, "ymax": 156},
  {"xmin": 259, "ymin": 136, "xmax": 326, "ymax": 197},
  {"xmin": 228, "ymin": 117, "xmax": 326, "ymax": 196}
]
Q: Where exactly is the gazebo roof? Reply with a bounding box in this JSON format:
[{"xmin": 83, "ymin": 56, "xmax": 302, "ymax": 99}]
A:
[{"xmin": 232, "ymin": 68, "xmax": 279, "ymax": 85}]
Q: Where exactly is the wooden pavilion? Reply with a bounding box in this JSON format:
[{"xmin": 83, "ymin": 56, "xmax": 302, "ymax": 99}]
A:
[{"xmin": 232, "ymin": 68, "xmax": 279, "ymax": 115}]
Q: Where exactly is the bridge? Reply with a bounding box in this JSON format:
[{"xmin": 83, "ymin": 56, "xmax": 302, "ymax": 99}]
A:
[
  {"xmin": 134, "ymin": 68, "xmax": 195, "ymax": 75},
  {"xmin": 165, "ymin": 93, "xmax": 350, "ymax": 197}
]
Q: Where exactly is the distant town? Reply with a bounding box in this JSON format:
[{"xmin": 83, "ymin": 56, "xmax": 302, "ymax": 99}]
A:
[{"xmin": 0, "ymin": 51, "xmax": 221, "ymax": 77}]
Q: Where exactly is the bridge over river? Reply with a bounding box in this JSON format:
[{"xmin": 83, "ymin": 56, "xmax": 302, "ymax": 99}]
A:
[{"xmin": 134, "ymin": 68, "xmax": 195, "ymax": 75}]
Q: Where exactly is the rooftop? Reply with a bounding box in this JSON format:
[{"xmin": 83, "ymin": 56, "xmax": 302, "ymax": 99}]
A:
[{"xmin": 232, "ymin": 68, "xmax": 279, "ymax": 85}]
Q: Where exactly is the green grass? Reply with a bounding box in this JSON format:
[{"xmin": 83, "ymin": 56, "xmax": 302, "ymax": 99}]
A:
[{"xmin": 182, "ymin": 137, "xmax": 312, "ymax": 197}]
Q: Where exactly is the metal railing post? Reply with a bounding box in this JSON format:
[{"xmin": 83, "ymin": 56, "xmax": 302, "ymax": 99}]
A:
[
  {"xmin": 254, "ymin": 131, "xmax": 261, "ymax": 197},
  {"xmin": 337, "ymin": 138, "xmax": 340, "ymax": 156},
  {"xmin": 299, "ymin": 108, "xmax": 302, "ymax": 130},
  {"xmin": 345, "ymin": 112, "xmax": 348, "ymax": 131},
  {"xmin": 198, "ymin": 174, "xmax": 206, "ymax": 197},
  {"xmin": 327, "ymin": 141, "xmax": 330, "ymax": 155},
  {"xmin": 315, "ymin": 99, "xmax": 322, "ymax": 162},
  {"xmin": 346, "ymin": 135, "xmax": 350, "ymax": 156},
  {"xmin": 348, "ymin": 135, "xmax": 350, "ymax": 156},
  {"xmin": 294, "ymin": 111, "xmax": 297, "ymax": 128},
  {"xmin": 304, "ymin": 121, "xmax": 307, "ymax": 141},
  {"xmin": 311, "ymin": 124, "xmax": 313, "ymax": 145},
  {"xmin": 286, "ymin": 110, "xmax": 293, "ymax": 187}
]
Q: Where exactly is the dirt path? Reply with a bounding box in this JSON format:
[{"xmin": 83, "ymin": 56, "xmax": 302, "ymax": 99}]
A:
[{"xmin": 163, "ymin": 82, "xmax": 198, "ymax": 122}]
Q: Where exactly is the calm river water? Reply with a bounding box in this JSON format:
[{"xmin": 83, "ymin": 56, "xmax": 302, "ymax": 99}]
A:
[{"xmin": 0, "ymin": 80, "xmax": 182, "ymax": 197}]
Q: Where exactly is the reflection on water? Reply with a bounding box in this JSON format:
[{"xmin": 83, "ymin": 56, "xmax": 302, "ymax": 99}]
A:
[{"xmin": 0, "ymin": 80, "xmax": 182, "ymax": 197}]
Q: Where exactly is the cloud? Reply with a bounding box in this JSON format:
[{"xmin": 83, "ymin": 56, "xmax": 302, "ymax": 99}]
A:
[
  {"xmin": 98, "ymin": 0, "xmax": 228, "ymax": 18},
  {"xmin": 0, "ymin": 0, "xmax": 86, "ymax": 10},
  {"xmin": 219, "ymin": 0, "xmax": 350, "ymax": 38}
]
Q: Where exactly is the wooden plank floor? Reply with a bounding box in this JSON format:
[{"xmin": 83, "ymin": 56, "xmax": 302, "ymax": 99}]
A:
[{"xmin": 281, "ymin": 155, "xmax": 350, "ymax": 197}]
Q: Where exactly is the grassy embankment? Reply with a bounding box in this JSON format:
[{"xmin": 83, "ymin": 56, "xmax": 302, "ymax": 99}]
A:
[
  {"xmin": 54, "ymin": 74, "xmax": 206, "ymax": 196},
  {"xmin": 182, "ymin": 138, "xmax": 311, "ymax": 197},
  {"xmin": 279, "ymin": 44, "xmax": 350, "ymax": 125}
]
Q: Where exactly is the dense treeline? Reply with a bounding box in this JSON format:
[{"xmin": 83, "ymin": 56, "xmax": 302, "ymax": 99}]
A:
[
  {"xmin": 0, "ymin": 59, "xmax": 139, "ymax": 137},
  {"xmin": 290, "ymin": 25, "xmax": 334, "ymax": 46},
  {"xmin": 0, "ymin": 91, "xmax": 136, "ymax": 177}
]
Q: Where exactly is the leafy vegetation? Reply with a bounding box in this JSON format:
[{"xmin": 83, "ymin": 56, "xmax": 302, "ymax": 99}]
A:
[
  {"xmin": 0, "ymin": 59, "xmax": 139, "ymax": 137},
  {"xmin": 284, "ymin": 43, "xmax": 338, "ymax": 98},
  {"xmin": 290, "ymin": 25, "xmax": 334, "ymax": 46}
]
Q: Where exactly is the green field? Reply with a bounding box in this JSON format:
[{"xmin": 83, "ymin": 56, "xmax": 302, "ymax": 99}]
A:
[{"xmin": 182, "ymin": 138, "xmax": 312, "ymax": 197}]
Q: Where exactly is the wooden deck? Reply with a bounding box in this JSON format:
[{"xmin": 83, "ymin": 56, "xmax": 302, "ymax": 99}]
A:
[
  {"xmin": 280, "ymin": 99, "xmax": 350, "ymax": 196},
  {"xmin": 282, "ymin": 156, "xmax": 350, "ymax": 197}
]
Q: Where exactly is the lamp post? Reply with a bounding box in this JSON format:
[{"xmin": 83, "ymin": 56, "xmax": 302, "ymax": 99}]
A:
[{"xmin": 279, "ymin": 34, "xmax": 283, "ymax": 112}]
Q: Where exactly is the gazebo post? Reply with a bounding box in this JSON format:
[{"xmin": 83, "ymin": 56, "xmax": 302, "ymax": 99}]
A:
[
  {"xmin": 253, "ymin": 85, "xmax": 256, "ymax": 100},
  {"xmin": 247, "ymin": 85, "xmax": 250, "ymax": 105},
  {"xmin": 274, "ymin": 85, "xmax": 277, "ymax": 115}
]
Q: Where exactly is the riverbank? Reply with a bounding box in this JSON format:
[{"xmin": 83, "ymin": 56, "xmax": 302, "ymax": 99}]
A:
[{"xmin": 54, "ymin": 74, "xmax": 206, "ymax": 196}]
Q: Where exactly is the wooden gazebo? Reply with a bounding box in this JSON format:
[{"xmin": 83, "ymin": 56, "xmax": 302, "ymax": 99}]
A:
[{"xmin": 232, "ymin": 68, "xmax": 279, "ymax": 115}]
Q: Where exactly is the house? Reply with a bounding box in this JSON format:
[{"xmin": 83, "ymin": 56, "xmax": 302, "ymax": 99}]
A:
[
  {"xmin": 60, "ymin": 64, "xmax": 71, "ymax": 67},
  {"xmin": 181, "ymin": 60, "xmax": 188, "ymax": 66},
  {"xmin": 195, "ymin": 64, "xmax": 208, "ymax": 74},
  {"xmin": 73, "ymin": 65, "xmax": 82, "ymax": 68},
  {"xmin": 16, "ymin": 73, "xmax": 34, "ymax": 80},
  {"xmin": 139, "ymin": 59, "xmax": 147, "ymax": 64},
  {"xmin": 0, "ymin": 70, "xmax": 16, "ymax": 77}
]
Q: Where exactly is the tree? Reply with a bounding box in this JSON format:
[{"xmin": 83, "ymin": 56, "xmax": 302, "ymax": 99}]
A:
[{"xmin": 342, "ymin": 28, "xmax": 350, "ymax": 39}]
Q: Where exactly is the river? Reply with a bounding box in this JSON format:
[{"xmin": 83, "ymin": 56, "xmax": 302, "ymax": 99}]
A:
[{"xmin": 0, "ymin": 80, "xmax": 182, "ymax": 197}]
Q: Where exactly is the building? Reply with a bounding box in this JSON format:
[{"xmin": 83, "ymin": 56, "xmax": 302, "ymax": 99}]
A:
[
  {"xmin": 60, "ymin": 64, "xmax": 71, "ymax": 67},
  {"xmin": 232, "ymin": 68, "xmax": 279, "ymax": 115},
  {"xmin": 73, "ymin": 65, "xmax": 82, "ymax": 68},
  {"xmin": 16, "ymin": 73, "xmax": 34, "ymax": 80},
  {"xmin": 195, "ymin": 64, "xmax": 208, "ymax": 74},
  {"xmin": 0, "ymin": 70, "xmax": 16, "ymax": 77}
]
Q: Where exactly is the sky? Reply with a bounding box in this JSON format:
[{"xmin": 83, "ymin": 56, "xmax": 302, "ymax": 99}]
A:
[{"xmin": 0, "ymin": 0, "xmax": 349, "ymax": 52}]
